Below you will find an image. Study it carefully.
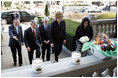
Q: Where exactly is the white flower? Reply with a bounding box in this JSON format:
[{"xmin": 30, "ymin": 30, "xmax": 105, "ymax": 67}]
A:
[{"xmin": 79, "ymin": 36, "xmax": 89, "ymax": 43}]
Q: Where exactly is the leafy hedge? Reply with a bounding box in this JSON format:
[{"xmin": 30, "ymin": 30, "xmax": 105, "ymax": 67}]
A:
[{"xmin": 63, "ymin": 19, "xmax": 80, "ymax": 51}]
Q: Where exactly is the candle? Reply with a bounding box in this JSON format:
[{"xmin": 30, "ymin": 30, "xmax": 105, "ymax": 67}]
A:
[
  {"xmin": 71, "ymin": 52, "xmax": 81, "ymax": 64},
  {"xmin": 32, "ymin": 59, "xmax": 43, "ymax": 73}
]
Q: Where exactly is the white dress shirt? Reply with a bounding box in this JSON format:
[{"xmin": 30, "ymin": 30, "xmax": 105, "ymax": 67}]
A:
[
  {"xmin": 43, "ymin": 23, "xmax": 48, "ymax": 29},
  {"xmin": 14, "ymin": 25, "xmax": 19, "ymax": 34}
]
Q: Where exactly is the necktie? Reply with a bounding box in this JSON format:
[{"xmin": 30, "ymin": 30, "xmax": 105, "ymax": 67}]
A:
[{"xmin": 33, "ymin": 29, "xmax": 35, "ymax": 39}]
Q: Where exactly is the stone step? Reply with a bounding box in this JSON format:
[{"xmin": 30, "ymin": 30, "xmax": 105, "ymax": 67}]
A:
[{"xmin": 1, "ymin": 57, "xmax": 71, "ymax": 73}]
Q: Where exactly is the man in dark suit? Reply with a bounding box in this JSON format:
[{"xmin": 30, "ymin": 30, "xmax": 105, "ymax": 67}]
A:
[
  {"xmin": 39, "ymin": 17, "xmax": 51, "ymax": 62},
  {"xmin": 50, "ymin": 11, "xmax": 66, "ymax": 62},
  {"xmin": 9, "ymin": 18, "xmax": 23, "ymax": 66},
  {"xmin": 50, "ymin": 18, "xmax": 55, "ymax": 54},
  {"xmin": 24, "ymin": 20, "xmax": 42, "ymax": 64}
]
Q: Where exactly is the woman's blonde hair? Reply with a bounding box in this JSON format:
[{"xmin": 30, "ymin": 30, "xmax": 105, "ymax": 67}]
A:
[{"xmin": 55, "ymin": 11, "xmax": 63, "ymax": 19}]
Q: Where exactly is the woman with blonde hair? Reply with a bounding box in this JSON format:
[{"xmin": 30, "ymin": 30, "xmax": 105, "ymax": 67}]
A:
[{"xmin": 50, "ymin": 11, "xmax": 66, "ymax": 62}]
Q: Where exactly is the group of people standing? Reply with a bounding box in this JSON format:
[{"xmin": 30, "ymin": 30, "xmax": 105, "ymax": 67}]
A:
[
  {"xmin": 8, "ymin": 11, "xmax": 93, "ymax": 66},
  {"xmin": 9, "ymin": 11, "xmax": 66, "ymax": 66}
]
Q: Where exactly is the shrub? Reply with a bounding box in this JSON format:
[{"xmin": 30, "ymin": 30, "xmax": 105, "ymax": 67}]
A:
[
  {"xmin": 63, "ymin": 19, "xmax": 81, "ymax": 51},
  {"xmin": 45, "ymin": 3, "xmax": 50, "ymax": 16},
  {"xmin": 38, "ymin": 16, "xmax": 43, "ymax": 25}
]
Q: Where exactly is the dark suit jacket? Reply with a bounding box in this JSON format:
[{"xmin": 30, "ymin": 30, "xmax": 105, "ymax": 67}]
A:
[
  {"xmin": 9, "ymin": 24, "xmax": 23, "ymax": 47},
  {"xmin": 50, "ymin": 20, "xmax": 66, "ymax": 43},
  {"xmin": 24, "ymin": 27, "xmax": 42, "ymax": 49},
  {"xmin": 39, "ymin": 24, "xmax": 50, "ymax": 44}
]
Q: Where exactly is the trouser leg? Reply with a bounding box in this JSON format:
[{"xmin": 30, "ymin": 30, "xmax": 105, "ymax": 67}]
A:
[
  {"xmin": 41, "ymin": 45, "xmax": 46, "ymax": 61},
  {"xmin": 54, "ymin": 43, "xmax": 62, "ymax": 62},
  {"xmin": 10, "ymin": 47, "xmax": 17, "ymax": 63},
  {"xmin": 28, "ymin": 49, "xmax": 34, "ymax": 64},
  {"xmin": 76, "ymin": 41, "xmax": 82, "ymax": 52},
  {"xmin": 46, "ymin": 44, "xmax": 51, "ymax": 61},
  {"xmin": 16, "ymin": 45, "xmax": 22, "ymax": 65},
  {"xmin": 36, "ymin": 47, "xmax": 41, "ymax": 58}
]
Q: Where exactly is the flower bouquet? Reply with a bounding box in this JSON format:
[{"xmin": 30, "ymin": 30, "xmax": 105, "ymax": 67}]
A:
[
  {"xmin": 79, "ymin": 36, "xmax": 89, "ymax": 43},
  {"xmin": 94, "ymin": 33, "xmax": 116, "ymax": 52},
  {"xmin": 82, "ymin": 33, "xmax": 117, "ymax": 60}
]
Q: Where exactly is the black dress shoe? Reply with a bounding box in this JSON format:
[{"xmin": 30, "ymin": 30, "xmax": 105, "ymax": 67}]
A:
[
  {"xmin": 19, "ymin": 64, "xmax": 22, "ymax": 66},
  {"xmin": 14, "ymin": 62, "xmax": 17, "ymax": 66},
  {"xmin": 47, "ymin": 59, "xmax": 50, "ymax": 61}
]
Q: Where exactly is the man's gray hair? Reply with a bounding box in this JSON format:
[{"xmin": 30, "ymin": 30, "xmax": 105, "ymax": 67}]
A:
[
  {"xmin": 30, "ymin": 20, "xmax": 37, "ymax": 25},
  {"xmin": 42, "ymin": 17, "xmax": 49, "ymax": 22}
]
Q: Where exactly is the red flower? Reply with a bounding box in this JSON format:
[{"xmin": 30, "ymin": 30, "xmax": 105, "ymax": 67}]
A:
[
  {"xmin": 100, "ymin": 40, "xmax": 104, "ymax": 43},
  {"xmin": 101, "ymin": 48, "xmax": 104, "ymax": 51},
  {"xmin": 101, "ymin": 44, "xmax": 104, "ymax": 46}
]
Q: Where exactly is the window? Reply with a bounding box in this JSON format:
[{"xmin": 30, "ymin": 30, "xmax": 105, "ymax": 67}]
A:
[
  {"xmin": 2, "ymin": 12, "xmax": 9, "ymax": 17},
  {"xmin": 21, "ymin": 11, "xmax": 30, "ymax": 16}
]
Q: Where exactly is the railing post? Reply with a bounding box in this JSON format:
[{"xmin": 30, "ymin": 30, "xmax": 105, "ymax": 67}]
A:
[
  {"xmin": 111, "ymin": 23, "xmax": 115, "ymax": 37},
  {"xmin": 89, "ymin": 18, "xmax": 116, "ymax": 38},
  {"xmin": 108, "ymin": 66, "xmax": 116, "ymax": 77},
  {"xmin": 104, "ymin": 24, "xmax": 107, "ymax": 34},
  {"xmin": 93, "ymin": 71, "xmax": 102, "ymax": 77},
  {"xmin": 113, "ymin": 67, "xmax": 117, "ymax": 77}
]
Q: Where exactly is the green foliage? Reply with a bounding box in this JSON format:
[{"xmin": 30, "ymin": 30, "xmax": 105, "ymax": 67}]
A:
[
  {"xmin": 97, "ymin": 13, "xmax": 116, "ymax": 19},
  {"xmin": 4, "ymin": 1, "xmax": 12, "ymax": 7},
  {"xmin": 38, "ymin": 17, "xmax": 43, "ymax": 25},
  {"xmin": 45, "ymin": 3, "xmax": 50, "ymax": 16},
  {"xmin": 63, "ymin": 19, "xmax": 81, "ymax": 51}
]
